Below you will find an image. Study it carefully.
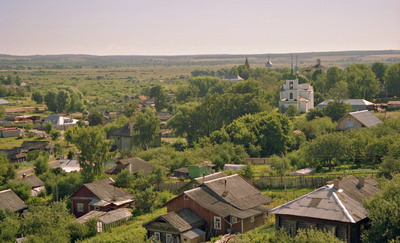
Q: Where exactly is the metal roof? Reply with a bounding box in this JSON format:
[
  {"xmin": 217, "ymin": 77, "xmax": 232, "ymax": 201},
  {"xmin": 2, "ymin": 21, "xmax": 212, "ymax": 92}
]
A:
[
  {"xmin": 341, "ymin": 110, "xmax": 382, "ymax": 128},
  {"xmin": 194, "ymin": 172, "xmax": 226, "ymax": 184},
  {"xmin": 317, "ymin": 99, "xmax": 374, "ymax": 107},
  {"xmin": 0, "ymin": 189, "xmax": 28, "ymax": 212},
  {"xmin": 270, "ymin": 177, "xmax": 379, "ymax": 223},
  {"xmin": 77, "ymin": 208, "xmax": 132, "ymax": 225},
  {"xmin": 83, "ymin": 178, "xmax": 135, "ymax": 206}
]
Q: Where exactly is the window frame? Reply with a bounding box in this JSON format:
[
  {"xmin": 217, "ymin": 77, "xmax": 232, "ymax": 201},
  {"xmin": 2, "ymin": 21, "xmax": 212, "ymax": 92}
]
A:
[
  {"xmin": 214, "ymin": 216, "xmax": 222, "ymax": 230},
  {"xmin": 231, "ymin": 216, "xmax": 237, "ymax": 224},
  {"xmin": 183, "ymin": 194, "xmax": 189, "ymax": 200},
  {"xmin": 77, "ymin": 203, "xmax": 84, "ymax": 212},
  {"xmin": 154, "ymin": 232, "xmax": 161, "ymax": 241},
  {"xmin": 166, "ymin": 233, "xmax": 173, "ymax": 243},
  {"xmin": 250, "ymin": 216, "xmax": 255, "ymax": 223}
]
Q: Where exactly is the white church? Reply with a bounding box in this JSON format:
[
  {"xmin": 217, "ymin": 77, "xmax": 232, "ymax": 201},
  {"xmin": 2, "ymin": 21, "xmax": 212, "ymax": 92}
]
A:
[{"xmin": 279, "ymin": 79, "xmax": 314, "ymax": 113}]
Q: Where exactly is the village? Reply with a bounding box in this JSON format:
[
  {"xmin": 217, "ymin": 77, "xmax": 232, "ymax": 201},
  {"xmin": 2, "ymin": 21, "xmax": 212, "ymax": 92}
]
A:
[{"xmin": 0, "ymin": 52, "xmax": 399, "ymax": 243}]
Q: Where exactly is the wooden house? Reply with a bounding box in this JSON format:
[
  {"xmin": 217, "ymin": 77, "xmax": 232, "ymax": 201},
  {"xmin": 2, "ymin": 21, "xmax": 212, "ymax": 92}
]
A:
[
  {"xmin": 105, "ymin": 157, "xmax": 154, "ymax": 176},
  {"xmin": 14, "ymin": 174, "xmax": 45, "ymax": 196},
  {"xmin": 69, "ymin": 178, "xmax": 135, "ymax": 217},
  {"xmin": 143, "ymin": 208, "xmax": 206, "ymax": 243},
  {"xmin": 269, "ymin": 177, "xmax": 379, "ymax": 243},
  {"xmin": 164, "ymin": 174, "xmax": 271, "ymax": 240},
  {"xmin": 0, "ymin": 127, "xmax": 21, "ymax": 138},
  {"xmin": 337, "ymin": 110, "xmax": 382, "ymax": 131},
  {"xmin": 0, "ymin": 189, "xmax": 28, "ymax": 213}
]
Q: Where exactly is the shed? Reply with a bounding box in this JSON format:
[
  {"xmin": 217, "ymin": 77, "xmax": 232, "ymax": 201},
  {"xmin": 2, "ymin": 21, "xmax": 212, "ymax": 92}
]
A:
[
  {"xmin": 77, "ymin": 208, "xmax": 132, "ymax": 232},
  {"xmin": 0, "ymin": 189, "xmax": 28, "ymax": 213},
  {"xmin": 188, "ymin": 161, "xmax": 215, "ymax": 179},
  {"xmin": 337, "ymin": 110, "xmax": 382, "ymax": 131},
  {"xmin": 0, "ymin": 127, "xmax": 21, "ymax": 138},
  {"xmin": 173, "ymin": 167, "xmax": 189, "ymax": 178},
  {"xmin": 223, "ymin": 164, "xmax": 246, "ymax": 171}
]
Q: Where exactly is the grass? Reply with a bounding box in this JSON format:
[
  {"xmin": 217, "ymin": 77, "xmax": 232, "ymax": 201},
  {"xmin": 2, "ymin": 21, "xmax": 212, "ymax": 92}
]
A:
[
  {"xmin": 262, "ymin": 188, "xmax": 315, "ymax": 208},
  {"xmin": 0, "ymin": 136, "xmax": 43, "ymax": 149}
]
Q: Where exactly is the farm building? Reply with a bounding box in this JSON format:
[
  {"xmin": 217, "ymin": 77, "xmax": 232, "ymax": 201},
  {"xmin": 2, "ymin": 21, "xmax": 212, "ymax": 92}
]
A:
[
  {"xmin": 337, "ymin": 110, "xmax": 382, "ymax": 131},
  {"xmin": 0, "ymin": 127, "xmax": 21, "ymax": 138},
  {"xmin": 45, "ymin": 115, "xmax": 79, "ymax": 128},
  {"xmin": 143, "ymin": 208, "xmax": 206, "ymax": 243},
  {"xmin": 188, "ymin": 161, "xmax": 215, "ymax": 179},
  {"xmin": 77, "ymin": 208, "xmax": 132, "ymax": 233},
  {"xmin": 173, "ymin": 167, "xmax": 189, "ymax": 178},
  {"xmin": 269, "ymin": 177, "xmax": 379, "ymax": 243},
  {"xmin": 317, "ymin": 99, "xmax": 375, "ymax": 111},
  {"xmin": 387, "ymin": 100, "xmax": 400, "ymax": 110},
  {"xmin": 0, "ymin": 189, "xmax": 28, "ymax": 213},
  {"xmin": 105, "ymin": 157, "xmax": 154, "ymax": 176},
  {"xmin": 164, "ymin": 174, "xmax": 271, "ymax": 240},
  {"xmin": 13, "ymin": 174, "xmax": 45, "ymax": 196},
  {"xmin": 279, "ymin": 79, "xmax": 314, "ymax": 113},
  {"xmin": 69, "ymin": 178, "xmax": 135, "ymax": 217}
]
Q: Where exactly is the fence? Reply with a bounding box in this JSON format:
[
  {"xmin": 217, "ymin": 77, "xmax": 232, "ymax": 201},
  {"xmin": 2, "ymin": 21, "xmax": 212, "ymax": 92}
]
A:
[
  {"xmin": 155, "ymin": 181, "xmax": 191, "ymax": 192},
  {"xmin": 252, "ymin": 173, "xmax": 377, "ymax": 189}
]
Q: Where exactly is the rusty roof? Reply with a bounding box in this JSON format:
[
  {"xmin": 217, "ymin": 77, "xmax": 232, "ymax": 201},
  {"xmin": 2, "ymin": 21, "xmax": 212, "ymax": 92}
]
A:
[{"xmin": 270, "ymin": 177, "xmax": 379, "ymax": 223}]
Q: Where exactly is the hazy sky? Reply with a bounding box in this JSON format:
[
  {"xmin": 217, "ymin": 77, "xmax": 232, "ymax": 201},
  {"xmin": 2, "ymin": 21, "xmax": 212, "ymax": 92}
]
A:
[{"xmin": 1, "ymin": 0, "xmax": 399, "ymax": 55}]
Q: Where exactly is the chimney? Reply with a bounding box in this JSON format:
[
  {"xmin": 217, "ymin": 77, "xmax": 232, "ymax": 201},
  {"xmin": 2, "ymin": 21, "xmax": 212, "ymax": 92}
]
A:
[
  {"xmin": 358, "ymin": 177, "xmax": 365, "ymax": 188},
  {"xmin": 202, "ymin": 173, "xmax": 205, "ymax": 184},
  {"xmin": 333, "ymin": 179, "xmax": 339, "ymax": 191},
  {"xmin": 222, "ymin": 179, "xmax": 228, "ymax": 197}
]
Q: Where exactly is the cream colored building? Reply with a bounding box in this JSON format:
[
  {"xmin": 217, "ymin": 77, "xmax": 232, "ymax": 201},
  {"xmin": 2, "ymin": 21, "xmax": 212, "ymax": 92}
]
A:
[{"xmin": 279, "ymin": 79, "xmax": 314, "ymax": 113}]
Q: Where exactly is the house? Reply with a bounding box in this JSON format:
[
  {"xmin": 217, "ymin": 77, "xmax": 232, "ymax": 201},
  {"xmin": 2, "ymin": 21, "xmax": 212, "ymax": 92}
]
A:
[
  {"xmin": 221, "ymin": 74, "xmax": 244, "ymax": 83},
  {"xmin": 69, "ymin": 177, "xmax": 135, "ymax": 217},
  {"xmin": 105, "ymin": 157, "xmax": 154, "ymax": 176},
  {"xmin": 173, "ymin": 167, "xmax": 189, "ymax": 178},
  {"xmin": 0, "ymin": 140, "xmax": 52, "ymax": 162},
  {"xmin": 108, "ymin": 123, "xmax": 162, "ymax": 151},
  {"xmin": 289, "ymin": 168, "xmax": 316, "ymax": 176},
  {"xmin": 279, "ymin": 79, "xmax": 314, "ymax": 113},
  {"xmin": 14, "ymin": 174, "xmax": 45, "ymax": 196},
  {"xmin": 337, "ymin": 110, "xmax": 382, "ymax": 131},
  {"xmin": 77, "ymin": 208, "xmax": 132, "ymax": 233},
  {"xmin": 165, "ymin": 174, "xmax": 271, "ymax": 240},
  {"xmin": 269, "ymin": 177, "xmax": 379, "ymax": 243},
  {"xmin": 223, "ymin": 164, "xmax": 246, "ymax": 171},
  {"xmin": 188, "ymin": 161, "xmax": 215, "ymax": 179},
  {"xmin": 387, "ymin": 101, "xmax": 400, "ymax": 110},
  {"xmin": 143, "ymin": 208, "xmax": 206, "ymax": 243},
  {"xmin": 0, "ymin": 127, "xmax": 21, "ymax": 138},
  {"xmin": 157, "ymin": 112, "xmax": 172, "ymax": 129},
  {"xmin": 0, "ymin": 189, "xmax": 28, "ymax": 213},
  {"xmin": 317, "ymin": 99, "xmax": 375, "ymax": 111},
  {"xmin": 0, "ymin": 99, "xmax": 10, "ymax": 105},
  {"xmin": 55, "ymin": 159, "xmax": 80, "ymax": 173},
  {"xmin": 45, "ymin": 115, "xmax": 79, "ymax": 129}
]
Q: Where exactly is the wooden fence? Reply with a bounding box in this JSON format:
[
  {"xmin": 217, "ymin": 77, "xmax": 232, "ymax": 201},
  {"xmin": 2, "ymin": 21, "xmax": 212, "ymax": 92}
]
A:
[
  {"xmin": 155, "ymin": 181, "xmax": 191, "ymax": 192},
  {"xmin": 252, "ymin": 173, "xmax": 377, "ymax": 189}
]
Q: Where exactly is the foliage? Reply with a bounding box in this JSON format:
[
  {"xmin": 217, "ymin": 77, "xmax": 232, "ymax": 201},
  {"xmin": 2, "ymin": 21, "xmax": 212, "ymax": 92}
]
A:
[
  {"xmin": 149, "ymin": 85, "xmax": 168, "ymax": 112},
  {"xmin": 345, "ymin": 64, "xmax": 380, "ymax": 100},
  {"xmin": 239, "ymin": 164, "xmax": 254, "ymax": 180},
  {"xmin": 296, "ymin": 117, "xmax": 336, "ymax": 140},
  {"xmin": 274, "ymin": 228, "xmax": 345, "ymax": 243},
  {"xmin": 0, "ymin": 153, "xmax": 15, "ymax": 184},
  {"xmin": 363, "ymin": 175, "xmax": 400, "ymax": 243},
  {"xmin": 6, "ymin": 181, "xmax": 31, "ymax": 201},
  {"xmin": 371, "ymin": 62, "xmax": 388, "ymax": 84},
  {"xmin": 114, "ymin": 169, "xmax": 135, "ymax": 188},
  {"xmin": 34, "ymin": 155, "xmax": 49, "ymax": 176},
  {"xmin": 44, "ymin": 87, "xmax": 84, "ymax": 113},
  {"xmin": 378, "ymin": 156, "xmax": 400, "ymax": 179},
  {"xmin": 269, "ymin": 155, "xmax": 291, "ymax": 176},
  {"xmin": 322, "ymin": 101, "xmax": 352, "ymax": 121},
  {"xmin": 286, "ymin": 105, "xmax": 298, "ymax": 117},
  {"xmin": 133, "ymin": 108, "xmax": 160, "ymax": 150},
  {"xmin": 0, "ymin": 211, "xmax": 20, "ymax": 242},
  {"xmin": 44, "ymin": 122, "xmax": 53, "ymax": 135},
  {"xmin": 134, "ymin": 186, "xmax": 160, "ymax": 214},
  {"xmin": 50, "ymin": 130, "xmax": 61, "ymax": 141},
  {"xmin": 385, "ymin": 63, "xmax": 400, "ymax": 97},
  {"xmin": 88, "ymin": 111, "xmax": 104, "ymax": 126},
  {"xmin": 32, "ymin": 91, "xmax": 44, "ymax": 104}
]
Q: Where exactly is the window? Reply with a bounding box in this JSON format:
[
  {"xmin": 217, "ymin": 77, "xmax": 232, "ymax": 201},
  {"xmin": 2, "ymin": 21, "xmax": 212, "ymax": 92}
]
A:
[
  {"xmin": 77, "ymin": 203, "xmax": 84, "ymax": 212},
  {"xmin": 250, "ymin": 216, "xmax": 254, "ymax": 223},
  {"xmin": 154, "ymin": 232, "xmax": 161, "ymax": 241},
  {"xmin": 97, "ymin": 221, "xmax": 103, "ymax": 233},
  {"xmin": 288, "ymin": 221, "xmax": 297, "ymax": 237},
  {"xmin": 184, "ymin": 194, "xmax": 189, "ymax": 200},
  {"xmin": 94, "ymin": 206, "xmax": 100, "ymax": 211},
  {"xmin": 166, "ymin": 234, "xmax": 173, "ymax": 243},
  {"xmin": 231, "ymin": 216, "xmax": 237, "ymax": 224},
  {"xmin": 289, "ymin": 92, "xmax": 293, "ymax": 100},
  {"xmin": 289, "ymin": 81, "xmax": 294, "ymax": 89},
  {"xmin": 214, "ymin": 216, "xmax": 222, "ymax": 230}
]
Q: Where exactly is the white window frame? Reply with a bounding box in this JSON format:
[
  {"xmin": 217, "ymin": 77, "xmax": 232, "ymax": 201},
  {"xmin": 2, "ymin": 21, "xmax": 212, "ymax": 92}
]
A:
[
  {"xmin": 154, "ymin": 232, "xmax": 161, "ymax": 241},
  {"xmin": 166, "ymin": 234, "xmax": 173, "ymax": 243},
  {"xmin": 77, "ymin": 203, "xmax": 84, "ymax": 212},
  {"xmin": 250, "ymin": 216, "xmax": 254, "ymax": 223},
  {"xmin": 231, "ymin": 216, "xmax": 237, "ymax": 224},
  {"xmin": 214, "ymin": 216, "xmax": 222, "ymax": 230}
]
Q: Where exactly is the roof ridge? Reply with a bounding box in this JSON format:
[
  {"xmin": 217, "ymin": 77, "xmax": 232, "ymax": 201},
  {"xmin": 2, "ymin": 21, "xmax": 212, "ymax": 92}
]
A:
[
  {"xmin": 203, "ymin": 174, "xmax": 237, "ymax": 184},
  {"xmin": 332, "ymin": 192, "xmax": 356, "ymax": 223},
  {"xmin": 0, "ymin": 189, "xmax": 12, "ymax": 194}
]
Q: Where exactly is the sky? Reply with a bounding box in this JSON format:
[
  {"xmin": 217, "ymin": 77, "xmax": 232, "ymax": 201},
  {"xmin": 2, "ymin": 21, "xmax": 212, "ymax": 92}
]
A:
[{"xmin": 0, "ymin": 0, "xmax": 399, "ymax": 56}]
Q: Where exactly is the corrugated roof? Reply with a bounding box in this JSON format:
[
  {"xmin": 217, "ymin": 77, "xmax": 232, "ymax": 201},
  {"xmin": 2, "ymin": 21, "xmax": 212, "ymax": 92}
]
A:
[
  {"xmin": 77, "ymin": 208, "xmax": 132, "ymax": 225},
  {"xmin": 105, "ymin": 157, "xmax": 153, "ymax": 175},
  {"xmin": 83, "ymin": 178, "xmax": 135, "ymax": 206},
  {"xmin": 0, "ymin": 189, "xmax": 28, "ymax": 212},
  {"xmin": 270, "ymin": 177, "xmax": 380, "ymax": 223},
  {"xmin": 108, "ymin": 123, "xmax": 134, "ymax": 137},
  {"xmin": 194, "ymin": 172, "xmax": 226, "ymax": 184},
  {"xmin": 343, "ymin": 110, "xmax": 382, "ymax": 127},
  {"xmin": 17, "ymin": 175, "xmax": 44, "ymax": 188}
]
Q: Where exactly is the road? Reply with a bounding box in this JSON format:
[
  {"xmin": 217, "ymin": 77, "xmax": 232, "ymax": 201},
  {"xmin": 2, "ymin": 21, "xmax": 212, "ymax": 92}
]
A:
[{"xmin": 16, "ymin": 160, "xmax": 60, "ymax": 177}]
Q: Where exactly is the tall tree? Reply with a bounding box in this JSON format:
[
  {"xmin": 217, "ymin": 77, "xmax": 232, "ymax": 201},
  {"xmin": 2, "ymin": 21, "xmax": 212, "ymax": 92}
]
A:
[
  {"xmin": 326, "ymin": 66, "xmax": 344, "ymax": 90},
  {"xmin": 149, "ymin": 85, "xmax": 167, "ymax": 112},
  {"xmin": 44, "ymin": 91, "xmax": 57, "ymax": 112},
  {"xmin": 133, "ymin": 109, "xmax": 160, "ymax": 150},
  {"xmin": 56, "ymin": 90, "xmax": 71, "ymax": 113},
  {"xmin": 32, "ymin": 91, "xmax": 43, "ymax": 104},
  {"xmin": 345, "ymin": 64, "xmax": 380, "ymax": 99},
  {"xmin": 385, "ymin": 63, "xmax": 400, "ymax": 97},
  {"xmin": 371, "ymin": 62, "xmax": 388, "ymax": 84},
  {"xmin": 0, "ymin": 154, "xmax": 15, "ymax": 184}
]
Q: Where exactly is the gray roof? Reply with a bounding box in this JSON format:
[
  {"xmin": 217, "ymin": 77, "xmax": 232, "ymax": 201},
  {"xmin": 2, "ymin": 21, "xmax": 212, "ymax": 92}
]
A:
[
  {"xmin": 21, "ymin": 141, "xmax": 51, "ymax": 150},
  {"xmin": 317, "ymin": 99, "xmax": 374, "ymax": 108},
  {"xmin": 341, "ymin": 110, "xmax": 382, "ymax": 128},
  {"xmin": 194, "ymin": 172, "xmax": 226, "ymax": 184},
  {"xmin": 182, "ymin": 228, "xmax": 206, "ymax": 239},
  {"xmin": 105, "ymin": 157, "xmax": 153, "ymax": 175},
  {"xmin": 0, "ymin": 99, "xmax": 9, "ymax": 105},
  {"xmin": 0, "ymin": 189, "xmax": 28, "ymax": 212},
  {"xmin": 77, "ymin": 208, "xmax": 132, "ymax": 224},
  {"xmin": 108, "ymin": 123, "xmax": 134, "ymax": 137},
  {"xmin": 16, "ymin": 175, "xmax": 44, "ymax": 188},
  {"xmin": 143, "ymin": 208, "xmax": 205, "ymax": 233},
  {"xmin": 185, "ymin": 174, "xmax": 271, "ymax": 218},
  {"xmin": 81, "ymin": 178, "xmax": 135, "ymax": 206},
  {"xmin": 269, "ymin": 177, "xmax": 380, "ymax": 223}
]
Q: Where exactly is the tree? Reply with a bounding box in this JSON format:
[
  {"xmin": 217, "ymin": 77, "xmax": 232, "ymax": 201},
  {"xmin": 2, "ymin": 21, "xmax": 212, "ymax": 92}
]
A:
[
  {"xmin": 0, "ymin": 105, "xmax": 4, "ymax": 120},
  {"xmin": 149, "ymin": 85, "xmax": 167, "ymax": 112},
  {"xmin": 7, "ymin": 181, "xmax": 31, "ymax": 201},
  {"xmin": 44, "ymin": 122, "xmax": 53, "ymax": 135},
  {"xmin": 239, "ymin": 164, "xmax": 254, "ymax": 180},
  {"xmin": 135, "ymin": 186, "xmax": 160, "ymax": 213},
  {"xmin": 0, "ymin": 154, "xmax": 15, "ymax": 184},
  {"xmin": 0, "ymin": 211, "xmax": 20, "ymax": 242},
  {"xmin": 123, "ymin": 100, "xmax": 139, "ymax": 118},
  {"xmin": 69, "ymin": 126, "xmax": 112, "ymax": 182},
  {"xmin": 345, "ymin": 64, "xmax": 380, "ymax": 99},
  {"xmin": 32, "ymin": 91, "xmax": 43, "ymax": 104},
  {"xmin": 326, "ymin": 66, "xmax": 344, "ymax": 90},
  {"xmin": 34, "ymin": 155, "xmax": 49, "ymax": 175},
  {"xmin": 371, "ymin": 62, "xmax": 388, "ymax": 85},
  {"xmin": 286, "ymin": 105, "xmax": 298, "ymax": 117},
  {"xmin": 322, "ymin": 101, "xmax": 352, "ymax": 122},
  {"xmin": 56, "ymin": 90, "xmax": 71, "ymax": 113},
  {"xmin": 363, "ymin": 175, "xmax": 400, "ymax": 243},
  {"xmin": 305, "ymin": 108, "xmax": 324, "ymax": 121},
  {"xmin": 44, "ymin": 91, "xmax": 57, "ymax": 112},
  {"xmin": 114, "ymin": 169, "xmax": 135, "ymax": 188},
  {"xmin": 133, "ymin": 108, "xmax": 160, "ymax": 150},
  {"xmin": 378, "ymin": 156, "xmax": 400, "ymax": 179},
  {"xmin": 326, "ymin": 81, "xmax": 349, "ymax": 100},
  {"xmin": 385, "ymin": 63, "xmax": 400, "ymax": 97},
  {"xmin": 88, "ymin": 111, "xmax": 104, "ymax": 126},
  {"xmin": 269, "ymin": 155, "xmax": 291, "ymax": 177},
  {"xmin": 50, "ymin": 130, "xmax": 61, "ymax": 141}
]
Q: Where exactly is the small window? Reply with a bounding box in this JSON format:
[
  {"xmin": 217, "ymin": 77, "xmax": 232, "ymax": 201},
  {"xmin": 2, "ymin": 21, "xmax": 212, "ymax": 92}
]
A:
[
  {"xmin": 289, "ymin": 81, "xmax": 294, "ymax": 89},
  {"xmin": 231, "ymin": 216, "xmax": 237, "ymax": 224},
  {"xmin": 184, "ymin": 194, "xmax": 189, "ymax": 200},
  {"xmin": 290, "ymin": 92, "xmax": 293, "ymax": 100},
  {"xmin": 250, "ymin": 216, "xmax": 254, "ymax": 223},
  {"xmin": 94, "ymin": 206, "xmax": 100, "ymax": 211},
  {"xmin": 77, "ymin": 203, "xmax": 84, "ymax": 212},
  {"xmin": 263, "ymin": 212, "xmax": 268, "ymax": 218},
  {"xmin": 166, "ymin": 234, "xmax": 172, "ymax": 243},
  {"xmin": 154, "ymin": 232, "xmax": 161, "ymax": 241},
  {"xmin": 214, "ymin": 216, "xmax": 222, "ymax": 230}
]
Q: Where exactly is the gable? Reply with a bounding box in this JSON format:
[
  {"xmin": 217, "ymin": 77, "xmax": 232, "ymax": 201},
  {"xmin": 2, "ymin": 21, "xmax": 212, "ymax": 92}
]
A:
[{"xmin": 70, "ymin": 185, "xmax": 98, "ymax": 199}]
